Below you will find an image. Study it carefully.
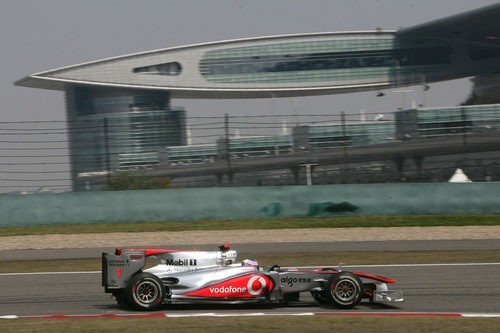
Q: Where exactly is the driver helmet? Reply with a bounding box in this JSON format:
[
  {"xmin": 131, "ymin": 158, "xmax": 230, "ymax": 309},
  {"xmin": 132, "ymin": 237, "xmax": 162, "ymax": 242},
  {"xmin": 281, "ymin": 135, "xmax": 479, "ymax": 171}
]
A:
[{"xmin": 242, "ymin": 258, "xmax": 258, "ymax": 267}]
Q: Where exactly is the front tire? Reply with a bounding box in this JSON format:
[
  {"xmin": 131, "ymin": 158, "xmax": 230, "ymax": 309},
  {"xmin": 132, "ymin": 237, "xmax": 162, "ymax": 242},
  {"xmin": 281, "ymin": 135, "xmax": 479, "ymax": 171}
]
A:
[
  {"xmin": 328, "ymin": 272, "xmax": 363, "ymax": 308},
  {"xmin": 126, "ymin": 272, "xmax": 166, "ymax": 310}
]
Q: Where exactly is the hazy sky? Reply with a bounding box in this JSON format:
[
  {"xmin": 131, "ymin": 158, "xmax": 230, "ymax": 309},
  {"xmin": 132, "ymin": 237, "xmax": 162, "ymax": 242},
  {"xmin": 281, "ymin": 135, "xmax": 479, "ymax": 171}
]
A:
[{"xmin": 1, "ymin": 0, "xmax": 498, "ymax": 122}]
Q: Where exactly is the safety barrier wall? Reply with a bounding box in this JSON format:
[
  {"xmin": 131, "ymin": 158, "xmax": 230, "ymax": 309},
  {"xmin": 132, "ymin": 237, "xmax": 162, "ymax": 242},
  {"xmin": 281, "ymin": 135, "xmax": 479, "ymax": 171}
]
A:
[{"xmin": 0, "ymin": 183, "xmax": 499, "ymax": 227}]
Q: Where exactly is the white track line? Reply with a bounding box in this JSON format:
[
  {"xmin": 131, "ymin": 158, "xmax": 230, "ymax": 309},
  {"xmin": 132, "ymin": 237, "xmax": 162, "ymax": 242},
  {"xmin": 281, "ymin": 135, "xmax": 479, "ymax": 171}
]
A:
[
  {"xmin": 1, "ymin": 312, "xmax": 500, "ymax": 319},
  {"xmin": 458, "ymin": 313, "xmax": 500, "ymax": 317},
  {"xmin": 165, "ymin": 312, "xmax": 316, "ymax": 317}
]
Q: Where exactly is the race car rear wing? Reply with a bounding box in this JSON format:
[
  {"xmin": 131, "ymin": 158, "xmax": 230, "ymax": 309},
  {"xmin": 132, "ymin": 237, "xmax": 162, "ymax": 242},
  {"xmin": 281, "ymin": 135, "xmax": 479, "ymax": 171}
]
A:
[{"xmin": 102, "ymin": 249, "xmax": 146, "ymax": 289}]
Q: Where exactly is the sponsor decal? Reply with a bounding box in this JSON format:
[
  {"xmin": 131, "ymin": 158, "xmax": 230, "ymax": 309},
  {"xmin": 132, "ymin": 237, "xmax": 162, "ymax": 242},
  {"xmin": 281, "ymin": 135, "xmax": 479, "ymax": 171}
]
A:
[
  {"xmin": 165, "ymin": 259, "xmax": 197, "ymax": 266},
  {"xmin": 247, "ymin": 275, "xmax": 267, "ymax": 295},
  {"xmin": 210, "ymin": 286, "xmax": 247, "ymax": 294},
  {"xmin": 281, "ymin": 276, "xmax": 311, "ymax": 287},
  {"xmin": 182, "ymin": 274, "xmax": 270, "ymax": 298},
  {"xmin": 163, "ymin": 266, "xmax": 196, "ymax": 272},
  {"xmin": 108, "ymin": 258, "xmax": 129, "ymax": 267},
  {"xmin": 128, "ymin": 254, "xmax": 144, "ymax": 261},
  {"xmin": 108, "ymin": 259, "xmax": 127, "ymax": 264}
]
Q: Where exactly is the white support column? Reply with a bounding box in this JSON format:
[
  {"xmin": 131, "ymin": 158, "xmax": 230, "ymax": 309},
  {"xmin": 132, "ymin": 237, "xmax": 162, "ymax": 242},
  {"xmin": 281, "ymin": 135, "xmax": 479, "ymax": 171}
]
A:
[{"xmin": 301, "ymin": 163, "xmax": 318, "ymax": 186}]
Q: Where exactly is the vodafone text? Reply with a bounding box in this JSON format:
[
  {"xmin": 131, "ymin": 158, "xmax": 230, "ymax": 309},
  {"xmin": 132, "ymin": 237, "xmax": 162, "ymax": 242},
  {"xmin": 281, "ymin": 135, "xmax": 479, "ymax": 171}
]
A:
[{"xmin": 209, "ymin": 286, "xmax": 247, "ymax": 294}]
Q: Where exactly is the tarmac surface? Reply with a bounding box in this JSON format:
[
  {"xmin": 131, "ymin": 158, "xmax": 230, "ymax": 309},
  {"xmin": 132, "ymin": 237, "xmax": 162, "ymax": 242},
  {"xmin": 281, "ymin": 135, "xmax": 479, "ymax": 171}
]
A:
[
  {"xmin": 1, "ymin": 239, "xmax": 499, "ymax": 261},
  {"xmin": 0, "ymin": 239, "xmax": 499, "ymax": 316},
  {"xmin": 0, "ymin": 263, "xmax": 499, "ymax": 316}
]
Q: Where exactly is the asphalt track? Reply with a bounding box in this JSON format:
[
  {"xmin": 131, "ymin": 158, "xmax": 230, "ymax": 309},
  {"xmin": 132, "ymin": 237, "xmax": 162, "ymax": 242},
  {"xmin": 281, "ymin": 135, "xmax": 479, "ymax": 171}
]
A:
[
  {"xmin": 0, "ymin": 239, "xmax": 499, "ymax": 317},
  {"xmin": 1, "ymin": 263, "xmax": 499, "ymax": 316},
  {"xmin": 1, "ymin": 239, "xmax": 499, "ymax": 261}
]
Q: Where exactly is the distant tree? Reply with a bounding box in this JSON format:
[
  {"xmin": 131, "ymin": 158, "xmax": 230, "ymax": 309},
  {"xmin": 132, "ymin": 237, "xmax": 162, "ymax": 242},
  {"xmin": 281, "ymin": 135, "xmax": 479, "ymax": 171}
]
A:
[
  {"xmin": 149, "ymin": 177, "xmax": 173, "ymax": 189},
  {"xmin": 109, "ymin": 172, "xmax": 172, "ymax": 190}
]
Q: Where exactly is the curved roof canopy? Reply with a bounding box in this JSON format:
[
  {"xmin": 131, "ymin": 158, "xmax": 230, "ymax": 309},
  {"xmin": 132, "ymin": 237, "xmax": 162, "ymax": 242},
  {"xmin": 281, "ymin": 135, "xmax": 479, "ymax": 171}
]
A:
[{"xmin": 15, "ymin": 3, "xmax": 500, "ymax": 99}]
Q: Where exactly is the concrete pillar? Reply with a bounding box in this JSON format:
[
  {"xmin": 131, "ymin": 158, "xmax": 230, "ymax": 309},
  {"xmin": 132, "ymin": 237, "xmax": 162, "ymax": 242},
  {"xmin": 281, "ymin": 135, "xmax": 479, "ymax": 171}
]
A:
[
  {"xmin": 291, "ymin": 166, "xmax": 301, "ymax": 185},
  {"xmin": 216, "ymin": 173, "xmax": 223, "ymax": 186},
  {"xmin": 394, "ymin": 156, "xmax": 406, "ymax": 182},
  {"xmin": 413, "ymin": 155, "xmax": 424, "ymax": 181},
  {"xmin": 158, "ymin": 147, "xmax": 169, "ymax": 167},
  {"xmin": 301, "ymin": 163, "xmax": 318, "ymax": 186}
]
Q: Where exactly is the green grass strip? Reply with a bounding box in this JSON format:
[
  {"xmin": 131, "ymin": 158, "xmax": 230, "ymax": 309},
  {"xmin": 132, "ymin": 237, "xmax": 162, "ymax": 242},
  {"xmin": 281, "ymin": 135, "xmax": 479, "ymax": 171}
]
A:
[
  {"xmin": 0, "ymin": 316, "xmax": 499, "ymax": 333},
  {"xmin": 0, "ymin": 214, "xmax": 498, "ymax": 237},
  {"xmin": 0, "ymin": 316, "xmax": 500, "ymax": 333}
]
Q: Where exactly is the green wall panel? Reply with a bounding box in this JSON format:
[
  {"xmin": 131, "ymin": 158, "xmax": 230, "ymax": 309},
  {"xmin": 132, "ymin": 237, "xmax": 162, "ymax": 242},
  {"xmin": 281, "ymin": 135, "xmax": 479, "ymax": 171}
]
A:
[{"xmin": 0, "ymin": 183, "xmax": 498, "ymax": 227}]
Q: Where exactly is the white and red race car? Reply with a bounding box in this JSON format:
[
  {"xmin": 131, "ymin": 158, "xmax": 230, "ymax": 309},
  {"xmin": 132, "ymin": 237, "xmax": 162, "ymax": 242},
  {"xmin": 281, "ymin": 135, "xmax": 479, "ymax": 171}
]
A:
[{"xmin": 102, "ymin": 245, "xmax": 403, "ymax": 310}]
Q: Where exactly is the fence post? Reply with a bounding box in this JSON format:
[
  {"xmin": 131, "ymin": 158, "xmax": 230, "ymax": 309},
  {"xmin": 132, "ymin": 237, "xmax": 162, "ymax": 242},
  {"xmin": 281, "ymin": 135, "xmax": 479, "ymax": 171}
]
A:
[
  {"xmin": 461, "ymin": 107, "xmax": 468, "ymax": 164},
  {"xmin": 224, "ymin": 113, "xmax": 233, "ymax": 186},
  {"xmin": 341, "ymin": 111, "xmax": 350, "ymax": 183},
  {"xmin": 103, "ymin": 117, "xmax": 112, "ymax": 189}
]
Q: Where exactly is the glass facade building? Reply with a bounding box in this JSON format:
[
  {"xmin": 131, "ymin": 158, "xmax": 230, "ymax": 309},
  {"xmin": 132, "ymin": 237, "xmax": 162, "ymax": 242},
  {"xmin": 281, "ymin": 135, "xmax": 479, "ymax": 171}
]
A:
[
  {"xmin": 166, "ymin": 144, "xmax": 218, "ymax": 165},
  {"xmin": 417, "ymin": 104, "xmax": 500, "ymax": 137},
  {"xmin": 66, "ymin": 87, "xmax": 186, "ymax": 190},
  {"xmin": 396, "ymin": 104, "xmax": 500, "ymax": 139},
  {"xmin": 199, "ymin": 38, "xmax": 451, "ymax": 85},
  {"xmin": 306, "ymin": 121, "xmax": 395, "ymax": 149},
  {"xmin": 218, "ymin": 135, "xmax": 293, "ymax": 158}
]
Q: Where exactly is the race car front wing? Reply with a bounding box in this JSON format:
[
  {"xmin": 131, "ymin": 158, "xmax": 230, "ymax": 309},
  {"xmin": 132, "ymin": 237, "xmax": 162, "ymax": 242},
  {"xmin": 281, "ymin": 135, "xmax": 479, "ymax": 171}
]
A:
[{"xmin": 373, "ymin": 290, "xmax": 404, "ymax": 303}]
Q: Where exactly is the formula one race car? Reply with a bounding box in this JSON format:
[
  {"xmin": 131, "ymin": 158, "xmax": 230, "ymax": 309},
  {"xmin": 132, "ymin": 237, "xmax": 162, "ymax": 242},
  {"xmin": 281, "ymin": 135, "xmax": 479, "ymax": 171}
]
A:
[{"xmin": 102, "ymin": 245, "xmax": 403, "ymax": 310}]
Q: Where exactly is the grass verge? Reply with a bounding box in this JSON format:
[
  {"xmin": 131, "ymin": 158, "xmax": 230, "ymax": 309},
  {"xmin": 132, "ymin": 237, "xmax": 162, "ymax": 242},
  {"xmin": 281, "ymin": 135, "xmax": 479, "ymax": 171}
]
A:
[
  {"xmin": 0, "ymin": 214, "xmax": 499, "ymax": 237},
  {"xmin": 1, "ymin": 316, "xmax": 499, "ymax": 333},
  {"xmin": 2, "ymin": 250, "xmax": 499, "ymax": 273}
]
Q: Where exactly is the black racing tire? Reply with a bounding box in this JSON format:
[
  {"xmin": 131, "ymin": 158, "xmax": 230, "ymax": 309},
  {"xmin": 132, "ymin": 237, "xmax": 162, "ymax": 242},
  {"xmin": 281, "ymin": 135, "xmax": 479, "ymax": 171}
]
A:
[
  {"xmin": 126, "ymin": 272, "xmax": 166, "ymax": 310},
  {"xmin": 310, "ymin": 290, "xmax": 330, "ymax": 304},
  {"xmin": 328, "ymin": 272, "xmax": 363, "ymax": 309}
]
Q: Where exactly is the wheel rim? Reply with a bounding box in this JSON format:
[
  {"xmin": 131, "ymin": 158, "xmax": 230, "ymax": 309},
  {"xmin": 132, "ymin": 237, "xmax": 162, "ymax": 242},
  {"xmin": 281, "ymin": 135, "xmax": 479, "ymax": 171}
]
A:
[
  {"xmin": 135, "ymin": 280, "xmax": 159, "ymax": 304},
  {"xmin": 333, "ymin": 279, "xmax": 357, "ymax": 302}
]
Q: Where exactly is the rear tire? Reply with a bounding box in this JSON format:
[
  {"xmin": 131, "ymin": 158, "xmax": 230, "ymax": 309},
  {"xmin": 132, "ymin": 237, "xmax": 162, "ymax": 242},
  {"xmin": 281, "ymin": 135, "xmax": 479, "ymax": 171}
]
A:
[
  {"xmin": 328, "ymin": 272, "xmax": 363, "ymax": 308},
  {"xmin": 126, "ymin": 272, "xmax": 165, "ymax": 310}
]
